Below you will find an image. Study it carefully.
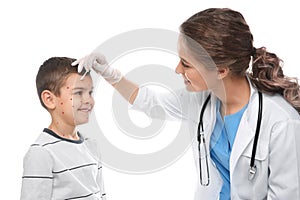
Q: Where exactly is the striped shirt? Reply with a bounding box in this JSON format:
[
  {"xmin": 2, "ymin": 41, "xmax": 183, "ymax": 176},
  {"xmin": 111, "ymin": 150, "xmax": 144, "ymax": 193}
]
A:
[{"xmin": 21, "ymin": 128, "xmax": 106, "ymax": 200}]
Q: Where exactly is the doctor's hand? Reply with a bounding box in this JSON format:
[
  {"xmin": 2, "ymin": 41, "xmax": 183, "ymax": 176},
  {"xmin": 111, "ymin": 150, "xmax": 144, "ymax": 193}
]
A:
[{"xmin": 72, "ymin": 53, "xmax": 122, "ymax": 84}]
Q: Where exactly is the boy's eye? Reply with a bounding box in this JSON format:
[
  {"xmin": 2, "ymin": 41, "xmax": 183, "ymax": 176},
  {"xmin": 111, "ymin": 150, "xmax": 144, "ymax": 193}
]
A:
[
  {"xmin": 74, "ymin": 91, "xmax": 83, "ymax": 95},
  {"xmin": 89, "ymin": 91, "xmax": 94, "ymax": 95}
]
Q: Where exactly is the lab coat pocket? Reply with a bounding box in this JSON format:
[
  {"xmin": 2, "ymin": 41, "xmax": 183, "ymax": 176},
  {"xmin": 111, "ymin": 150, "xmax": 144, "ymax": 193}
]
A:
[
  {"xmin": 235, "ymin": 139, "xmax": 269, "ymax": 199},
  {"xmin": 241, "ymin": 138, "xmax": 268, "ymax": 161},
  {"xmin": 241, "ymin": 138, "xmax": 269, "ymax": 182}
]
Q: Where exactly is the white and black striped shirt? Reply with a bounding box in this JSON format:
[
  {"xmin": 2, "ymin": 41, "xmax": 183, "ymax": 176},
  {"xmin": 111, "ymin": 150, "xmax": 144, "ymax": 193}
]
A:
[{"xmin": 21, "ymin": 128, "xmax": 106, "ymax": 200}]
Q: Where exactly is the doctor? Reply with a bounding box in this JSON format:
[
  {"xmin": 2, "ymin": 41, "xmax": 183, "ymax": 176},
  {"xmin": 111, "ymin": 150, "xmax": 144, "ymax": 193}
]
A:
[{"xmin": 74, "ymin": 8, "xmax": 300, "ymax": 200}]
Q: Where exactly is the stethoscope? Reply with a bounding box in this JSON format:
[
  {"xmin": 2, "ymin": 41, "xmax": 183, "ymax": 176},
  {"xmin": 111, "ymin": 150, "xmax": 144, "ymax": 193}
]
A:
[{"xmin": 197, "ymin": 91, "xmax": 263, "ymax": 186}]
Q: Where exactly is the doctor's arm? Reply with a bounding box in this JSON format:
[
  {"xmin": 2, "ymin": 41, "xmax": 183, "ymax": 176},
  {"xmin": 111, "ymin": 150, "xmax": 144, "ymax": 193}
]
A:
[
  {"xmin": 72, "ymin": 53, "xmax": 139, "ymax": 104},
  {"xmin": 73, "ymin": 52, "xmax": 190, "ymax": 120},
  {"xmin": 113, "ymin": 77, "xmax": 139, "ymax": 105},
  {"xmin": 267, "ymin": 120, "xmax": 300, "ymax": 199}
]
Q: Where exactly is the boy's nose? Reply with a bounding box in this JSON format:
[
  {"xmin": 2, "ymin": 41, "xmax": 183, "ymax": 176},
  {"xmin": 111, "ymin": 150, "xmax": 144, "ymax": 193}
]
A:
[{"xmin": 83, "ymin": 95, "xmax": 93, "ymax": 104}]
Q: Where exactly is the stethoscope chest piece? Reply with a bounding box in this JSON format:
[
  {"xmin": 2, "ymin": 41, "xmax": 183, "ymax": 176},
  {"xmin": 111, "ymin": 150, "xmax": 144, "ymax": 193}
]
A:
[{"xmin": 248, "ymin": 165, "xmax": 257, "ymax": 181}]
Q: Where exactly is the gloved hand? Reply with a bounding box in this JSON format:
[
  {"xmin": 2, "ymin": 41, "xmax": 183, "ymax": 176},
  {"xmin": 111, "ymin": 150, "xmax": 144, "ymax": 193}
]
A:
[{"xmin": 72, "ymin": 53, "xmax": 122, "ymax": 84}]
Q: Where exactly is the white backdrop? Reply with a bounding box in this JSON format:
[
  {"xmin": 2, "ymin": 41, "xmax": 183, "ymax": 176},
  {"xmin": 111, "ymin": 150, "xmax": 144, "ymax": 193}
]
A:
[{"xmin": 1, "ymin": 0, "xmax": 299, "ymax": 199}]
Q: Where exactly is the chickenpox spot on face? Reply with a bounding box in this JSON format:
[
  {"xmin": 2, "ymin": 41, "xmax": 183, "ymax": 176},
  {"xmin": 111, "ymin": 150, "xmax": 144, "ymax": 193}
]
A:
[
  {"xmin": 70, "ymin": 98, "xmax": 73, "ymax": 101},
  {"xmin": 60, "ymin": 102, "xmax": 63, "ymax": 105},
  {"xmin": 66, "ymin": 86, "xmax": 70, "ymax": 89},
  {"xmin": 62, "ymin": 111, "xmax": 65, "ymax": 115}
]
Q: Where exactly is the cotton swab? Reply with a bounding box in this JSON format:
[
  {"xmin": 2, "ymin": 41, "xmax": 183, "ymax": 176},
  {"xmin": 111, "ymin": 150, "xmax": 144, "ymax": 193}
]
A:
[{"xmin": 80, "ymin": 70, "xmax": 89, "ymax": 81}]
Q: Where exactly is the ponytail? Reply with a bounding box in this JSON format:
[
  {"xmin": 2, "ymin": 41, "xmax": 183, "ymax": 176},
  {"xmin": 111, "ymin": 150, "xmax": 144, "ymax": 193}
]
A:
[{"xmin": 248, "ymin": 47, "xmax": 300, "ymax": 114}]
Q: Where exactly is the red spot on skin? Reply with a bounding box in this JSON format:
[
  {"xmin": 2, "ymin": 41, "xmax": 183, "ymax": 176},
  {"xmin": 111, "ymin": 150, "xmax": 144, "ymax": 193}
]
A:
[
  {"xmin": 62, "ymin": 112, "xmax": 64, "ymax": 115},
  {"xmin": 70, "ymin": 98, "xmax": 72, "ymax": 101},
  {"xmin": 61, "ymin": 102, "xmax": 63, "ymax": 105},
  {"xmin": 67, "ymin": 86, "xmax": 70, "ymax": 89}
]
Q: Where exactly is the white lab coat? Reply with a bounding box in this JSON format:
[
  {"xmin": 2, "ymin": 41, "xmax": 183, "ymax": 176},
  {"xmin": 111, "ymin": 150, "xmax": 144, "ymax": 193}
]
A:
[{"xmin": 131, "ymin": 82, "xmax": 300, "ymax": 199}]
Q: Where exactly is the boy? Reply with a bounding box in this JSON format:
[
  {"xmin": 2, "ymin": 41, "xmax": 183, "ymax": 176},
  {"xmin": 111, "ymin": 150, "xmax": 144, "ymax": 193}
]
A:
[{"xmin": 20, "ymin": 57, "xmax": 106, "ymax": 200}]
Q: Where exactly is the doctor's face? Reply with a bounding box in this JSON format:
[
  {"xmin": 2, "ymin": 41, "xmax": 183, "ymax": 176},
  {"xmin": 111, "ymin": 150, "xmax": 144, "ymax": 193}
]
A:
[{"xmin": 176, "ymin": 37, "xmax": 218, "ymax": 92}]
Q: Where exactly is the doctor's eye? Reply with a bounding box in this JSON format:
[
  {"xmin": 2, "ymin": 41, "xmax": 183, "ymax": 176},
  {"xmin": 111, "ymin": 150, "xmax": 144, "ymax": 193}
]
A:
[{"xmin": 181, "ymin": 60, "xmax": 191, "ymax": 68}]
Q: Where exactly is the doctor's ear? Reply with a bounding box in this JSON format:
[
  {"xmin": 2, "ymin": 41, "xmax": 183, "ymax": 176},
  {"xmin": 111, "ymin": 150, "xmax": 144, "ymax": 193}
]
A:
[
  {"xmin": 217, "ymin": 66, "xmax": 230, "ymax": 80},
  {"xmin": 41, "ymin": 90, "xmax": 57, "ymax": 110}
]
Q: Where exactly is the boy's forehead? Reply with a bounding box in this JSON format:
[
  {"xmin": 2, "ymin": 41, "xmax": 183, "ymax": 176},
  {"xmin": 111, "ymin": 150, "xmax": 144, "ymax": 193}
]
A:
[{"xmin": 64, "ymin": 73, "xmax": 93, "ymax": 88}]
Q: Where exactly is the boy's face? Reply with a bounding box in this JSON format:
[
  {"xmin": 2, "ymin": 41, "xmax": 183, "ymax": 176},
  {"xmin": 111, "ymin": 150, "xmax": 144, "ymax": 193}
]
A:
[{"xmin": 54, "ymin": 73, "xmax": 94, "ymax": 126}]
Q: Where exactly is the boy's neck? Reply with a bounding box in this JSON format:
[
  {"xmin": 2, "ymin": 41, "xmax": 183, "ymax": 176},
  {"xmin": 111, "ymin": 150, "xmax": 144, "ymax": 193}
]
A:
[{"xmin": 48, "ymin": 121, "xmax": 79, "ymax": 140}]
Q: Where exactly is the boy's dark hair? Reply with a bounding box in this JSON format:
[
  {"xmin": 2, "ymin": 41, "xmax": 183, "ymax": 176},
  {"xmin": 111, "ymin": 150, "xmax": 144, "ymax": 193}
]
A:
[{"xmin": 36, "ymin": 57, "xmax": 88, "ymax": 109}]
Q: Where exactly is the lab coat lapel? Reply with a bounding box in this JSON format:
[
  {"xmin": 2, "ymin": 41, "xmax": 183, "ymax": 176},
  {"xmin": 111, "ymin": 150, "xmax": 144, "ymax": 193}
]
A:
[
  {"xmin": 191, "ymin": 92, "xmax": 223, "ymax": 199},
  {"xmin": 230, "ymin": 111, "xmax": 255, "ymax": 175},
  {"xmin": 230, "ymin": 79, "xmax": 258, "ymax": 177}
]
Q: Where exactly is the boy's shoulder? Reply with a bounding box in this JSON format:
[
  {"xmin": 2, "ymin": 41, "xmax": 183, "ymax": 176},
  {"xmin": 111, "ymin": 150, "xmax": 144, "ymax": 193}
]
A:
[
  {"xmin": 28, "ymin": 130, "xmax": 102, "ymax": 158},
  {"xmin": 31, "ymin": 129, "xmax": 61, "ymax": 147}
]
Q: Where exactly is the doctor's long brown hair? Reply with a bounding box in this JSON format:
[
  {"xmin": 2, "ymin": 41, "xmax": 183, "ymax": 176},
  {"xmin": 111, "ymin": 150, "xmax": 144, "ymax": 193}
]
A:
[{"xmin": 180, "ymin": 8, "xmax": 300, "ymax": 113}]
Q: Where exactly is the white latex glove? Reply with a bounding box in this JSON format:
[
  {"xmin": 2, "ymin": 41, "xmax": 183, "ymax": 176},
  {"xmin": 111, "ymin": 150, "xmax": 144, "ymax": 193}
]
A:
[{"xmin": 72, "ymin": 53, "xmax": 122, "ymax": 84}]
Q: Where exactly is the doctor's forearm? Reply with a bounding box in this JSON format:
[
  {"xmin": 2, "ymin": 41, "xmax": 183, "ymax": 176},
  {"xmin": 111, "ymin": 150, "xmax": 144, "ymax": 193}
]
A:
[{"xmin": 112, "ymin": 77, "xmax": 139, "ymax": 105}]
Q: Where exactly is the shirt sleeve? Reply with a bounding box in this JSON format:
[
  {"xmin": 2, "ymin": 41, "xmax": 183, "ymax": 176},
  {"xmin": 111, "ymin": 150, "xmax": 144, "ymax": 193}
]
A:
[
  {"xmin": 131, "ymin": 86, "xmax": 192, "ymax": 121},
  {"xmin": 20, "ymin": 145, "xmax": 53, "ymax": 200},
  {"xmin": 267, "ymin": 119, "xmax": 300, "ymax": 199}
]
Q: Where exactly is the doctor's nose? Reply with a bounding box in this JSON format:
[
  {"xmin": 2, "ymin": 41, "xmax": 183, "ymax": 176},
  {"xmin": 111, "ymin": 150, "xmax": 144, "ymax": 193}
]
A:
[{"xmin": 175, "ymin": 61, "xmax": 184, "ymax": 74}]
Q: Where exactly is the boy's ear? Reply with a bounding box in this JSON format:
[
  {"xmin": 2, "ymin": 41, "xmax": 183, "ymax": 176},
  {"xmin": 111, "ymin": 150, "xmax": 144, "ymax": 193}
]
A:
[{"xmin": 41, "ymin": 90, "xmax": 56, "ymax": 110}]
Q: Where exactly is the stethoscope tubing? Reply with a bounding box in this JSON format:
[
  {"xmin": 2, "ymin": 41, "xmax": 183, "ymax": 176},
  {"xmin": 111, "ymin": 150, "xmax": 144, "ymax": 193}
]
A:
[{"xmin": 197, "ymin": 91, "xmax": 263, "ymax": 186}]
